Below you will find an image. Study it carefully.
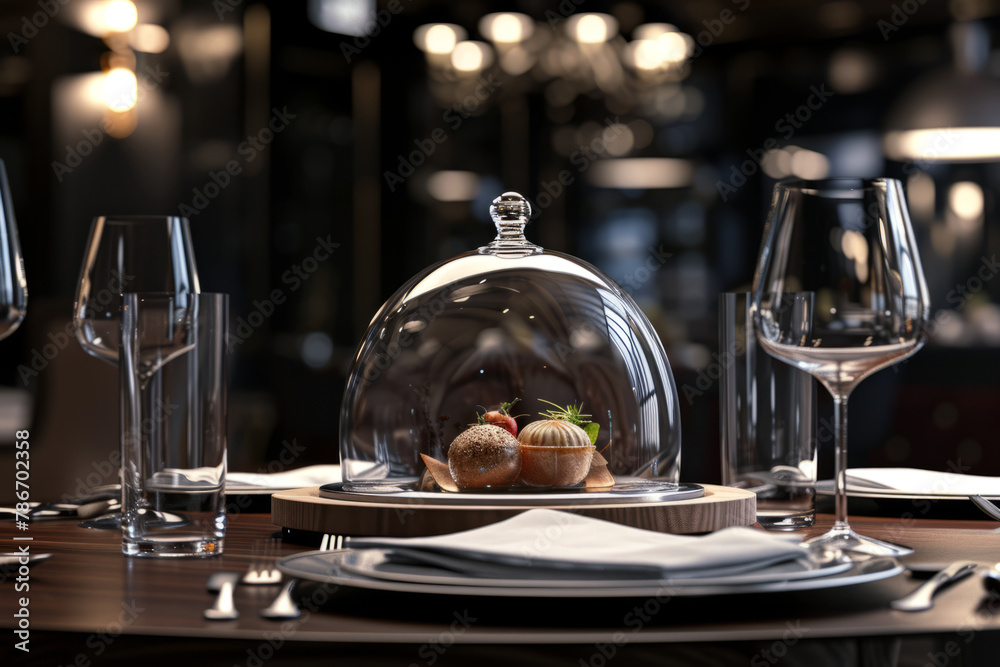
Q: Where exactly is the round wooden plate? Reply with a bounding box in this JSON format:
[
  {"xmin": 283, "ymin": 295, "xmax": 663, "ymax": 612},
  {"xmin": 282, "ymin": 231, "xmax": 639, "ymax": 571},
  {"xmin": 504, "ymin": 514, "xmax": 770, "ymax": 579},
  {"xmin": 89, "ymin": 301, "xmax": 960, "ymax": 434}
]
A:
[{"xmin": 271, "ymin": 484, "xmax": 756, "ymax": 537}]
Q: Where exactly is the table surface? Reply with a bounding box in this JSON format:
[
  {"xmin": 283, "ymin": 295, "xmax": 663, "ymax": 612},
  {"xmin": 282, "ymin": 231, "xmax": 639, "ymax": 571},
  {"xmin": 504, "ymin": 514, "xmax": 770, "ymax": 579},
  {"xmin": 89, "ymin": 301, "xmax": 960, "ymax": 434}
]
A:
[{"xmin": 3, "ymin": 509, "xmax": 1000, "ymax": 648}]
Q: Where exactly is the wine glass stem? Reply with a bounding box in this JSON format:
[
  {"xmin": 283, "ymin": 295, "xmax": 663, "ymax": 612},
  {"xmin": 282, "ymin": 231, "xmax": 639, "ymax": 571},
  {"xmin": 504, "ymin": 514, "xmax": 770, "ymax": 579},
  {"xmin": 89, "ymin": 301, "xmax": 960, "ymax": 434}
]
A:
[{"xmin": 833, "ymin": 393, "xmax": 850, "ymax": 531}]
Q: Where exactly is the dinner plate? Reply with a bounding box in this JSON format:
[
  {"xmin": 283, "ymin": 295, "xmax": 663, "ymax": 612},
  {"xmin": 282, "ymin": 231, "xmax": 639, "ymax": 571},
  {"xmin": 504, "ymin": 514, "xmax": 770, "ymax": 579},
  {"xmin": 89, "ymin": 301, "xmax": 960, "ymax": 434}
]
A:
[
  {"xmin": 815, "ymin": 480, "xmax": 1000, "ymax": 500},
  {"xmin": 333, "ymin": 548, "xmax": 854, "ymax": 589},
  {"xmin": 277, "ymin": 550, "xmax": 902, "ymax": 598}
]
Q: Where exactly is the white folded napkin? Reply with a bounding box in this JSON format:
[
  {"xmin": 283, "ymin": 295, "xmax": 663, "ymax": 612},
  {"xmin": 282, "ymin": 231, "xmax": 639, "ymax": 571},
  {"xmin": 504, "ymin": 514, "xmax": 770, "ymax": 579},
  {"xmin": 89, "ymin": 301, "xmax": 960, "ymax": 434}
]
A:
[
  {"xmin": 227, "ymin": 465, "xmax": 342, "ymax": 489},
  {"xmin": 348, "ymin": 509, "xmax": 805, "ymax": 579},
  {"xmin": 847, "ymin": 468, "xmax": 1000, "ymax": 496}
]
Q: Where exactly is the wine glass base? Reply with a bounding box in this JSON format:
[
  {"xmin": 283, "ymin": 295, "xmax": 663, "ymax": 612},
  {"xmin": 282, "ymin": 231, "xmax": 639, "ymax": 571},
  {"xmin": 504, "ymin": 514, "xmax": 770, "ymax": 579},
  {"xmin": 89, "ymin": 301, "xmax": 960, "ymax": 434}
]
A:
[{"xmin": 804, "ymin": 526, "xmax": 913, "ymax": 557}]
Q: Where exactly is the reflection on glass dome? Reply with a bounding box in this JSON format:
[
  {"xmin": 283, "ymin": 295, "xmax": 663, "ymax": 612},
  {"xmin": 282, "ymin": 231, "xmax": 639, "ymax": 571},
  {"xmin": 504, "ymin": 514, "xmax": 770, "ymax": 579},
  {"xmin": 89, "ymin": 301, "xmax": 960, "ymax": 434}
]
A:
[{"xmin": 340, "ymin": 192, "xmax": 681, "ymax": 492}]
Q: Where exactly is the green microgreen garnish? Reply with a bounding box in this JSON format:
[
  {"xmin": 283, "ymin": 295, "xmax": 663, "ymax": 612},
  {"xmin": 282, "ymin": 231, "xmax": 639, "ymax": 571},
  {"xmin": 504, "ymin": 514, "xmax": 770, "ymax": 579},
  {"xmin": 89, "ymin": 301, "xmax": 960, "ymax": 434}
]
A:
[{"xmin": 537, "ymin": 399, "xmax": 600, "ymax": 444}]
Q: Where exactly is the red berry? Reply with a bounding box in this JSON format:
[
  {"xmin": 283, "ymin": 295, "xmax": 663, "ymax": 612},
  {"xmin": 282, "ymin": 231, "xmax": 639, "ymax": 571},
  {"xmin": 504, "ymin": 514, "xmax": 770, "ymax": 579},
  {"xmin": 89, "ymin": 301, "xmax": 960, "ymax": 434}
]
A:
[{"xmin": 483, "ymin": 411, "xmax": 517, "ymax": 437}]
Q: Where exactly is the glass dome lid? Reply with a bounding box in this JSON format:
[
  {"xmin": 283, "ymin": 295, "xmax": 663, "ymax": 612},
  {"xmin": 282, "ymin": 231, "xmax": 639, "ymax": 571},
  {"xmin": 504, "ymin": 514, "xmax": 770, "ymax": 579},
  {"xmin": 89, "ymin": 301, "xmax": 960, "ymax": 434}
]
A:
[{"xmin": 340, "ymin": 192, "xmax": 682, "ymax": 492}]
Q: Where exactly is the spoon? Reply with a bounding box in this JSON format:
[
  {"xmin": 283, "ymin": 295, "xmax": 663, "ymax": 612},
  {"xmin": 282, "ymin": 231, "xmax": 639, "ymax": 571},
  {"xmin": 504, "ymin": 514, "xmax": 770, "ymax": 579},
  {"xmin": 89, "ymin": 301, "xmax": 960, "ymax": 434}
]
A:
[
  {"xmin": 259, "ymin": 579, "xmax": 300, "ymax": 620},
  {"xmin": 981, "ymin": 564, "xmax": 1000, "ymax": 594},
  {"xmin": 891, "ymin": 560, "xmax": 979, "ymax": 612},
  {"xmin": 204, "ymin": 572, "xmax": 240, "ymax": 621}
]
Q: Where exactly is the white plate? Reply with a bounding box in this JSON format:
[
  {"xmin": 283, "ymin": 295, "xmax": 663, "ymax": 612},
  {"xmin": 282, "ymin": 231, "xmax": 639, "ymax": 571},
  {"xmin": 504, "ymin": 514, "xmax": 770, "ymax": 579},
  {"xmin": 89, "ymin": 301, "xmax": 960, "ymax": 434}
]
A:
[
  {"xmin": 334, "ymin": 548, "xmax": 854, "ymax": 589},
  {"xmin": 277, "ymin": 550, "xmax": 902, "ymax": 598},
  {"xmin": 816, "ymin": 480, "xmax": 1000, "ymax": 500}
]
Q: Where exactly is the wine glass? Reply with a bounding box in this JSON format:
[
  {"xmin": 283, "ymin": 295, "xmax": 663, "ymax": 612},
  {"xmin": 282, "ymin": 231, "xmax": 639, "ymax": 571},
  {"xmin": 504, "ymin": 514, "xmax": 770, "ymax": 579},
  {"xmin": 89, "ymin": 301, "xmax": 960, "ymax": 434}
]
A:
[
  {"xmin": 74, "ymin": 216, "xmax": 199, "ymax": 363},
  {"xmin": 73, "ymin": 216, "xmax": 199, "ymax": 529},
  {"xmin": 0, "ymin": 159, "xmax": 27, "ymax": 341},
  {"xmin": 751, "ymin": 178, "xmax": 929, "ymax": 557}
]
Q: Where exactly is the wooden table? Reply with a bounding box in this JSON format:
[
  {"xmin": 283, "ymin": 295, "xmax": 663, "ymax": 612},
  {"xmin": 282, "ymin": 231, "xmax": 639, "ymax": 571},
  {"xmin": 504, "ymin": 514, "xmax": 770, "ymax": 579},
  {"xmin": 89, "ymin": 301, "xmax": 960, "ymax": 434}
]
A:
[{"xmin": 3, "ymin": 510, "xmax": 1000, "ymax": 666}]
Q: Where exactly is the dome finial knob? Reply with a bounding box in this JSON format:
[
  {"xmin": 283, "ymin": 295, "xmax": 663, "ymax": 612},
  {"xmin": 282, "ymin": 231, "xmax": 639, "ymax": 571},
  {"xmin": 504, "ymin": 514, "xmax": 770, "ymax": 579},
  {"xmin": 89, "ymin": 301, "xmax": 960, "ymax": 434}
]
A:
[
  {"xmin": 480, "ymin": 191, "xmax": 541, "ymax": 258},
  {"xmin": 490, "ymin": 192, "xmax": 531, "ymax": 223}
]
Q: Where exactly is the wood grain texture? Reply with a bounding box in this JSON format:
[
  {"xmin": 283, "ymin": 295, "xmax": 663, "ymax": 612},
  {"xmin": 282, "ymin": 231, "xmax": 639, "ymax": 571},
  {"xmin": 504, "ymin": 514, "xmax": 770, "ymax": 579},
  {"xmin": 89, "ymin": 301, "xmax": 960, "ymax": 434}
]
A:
[
  {"xmin": 270, "ymin": 484, "xmax": 757, "ymax": 537},
  {"xmin": 4, "ymin": 512, "xmax": 1000, "ymax": 654}
]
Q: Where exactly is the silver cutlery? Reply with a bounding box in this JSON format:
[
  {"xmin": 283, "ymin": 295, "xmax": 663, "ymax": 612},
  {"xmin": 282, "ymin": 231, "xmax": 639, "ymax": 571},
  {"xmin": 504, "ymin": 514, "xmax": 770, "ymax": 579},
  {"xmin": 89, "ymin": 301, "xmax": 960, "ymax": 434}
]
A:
[
  {"xmin": 259, "ymin": 579, "xmax": 299, "ymax": 620},
  {"xmin": 981, "ymin": 564, "xmax": 1000, "ymax": 594},
  {"xmin": 242, "ymin": 540, "xmax": 282, "ymax": 585},
  {"xmin": 204, "ymin": 572, "xmax": 241, "ymax": 621},
  {"xmin": 970, "ymin": 495, "xmax": 1000, "ymax": 521},
  {"xmin": 891, "ymin": 560, "xmax": 979, "ymax": 612},
  {"xmin": 258, "ymin": 533, "xmax": 346, "ymax": 621},
  {"xmin": 1, "ymin": 498, "xmax": 118, "ymax": 521},
  {"xmin": 0, "ymin": 552, "xmax": 52, "ymax": 573}
]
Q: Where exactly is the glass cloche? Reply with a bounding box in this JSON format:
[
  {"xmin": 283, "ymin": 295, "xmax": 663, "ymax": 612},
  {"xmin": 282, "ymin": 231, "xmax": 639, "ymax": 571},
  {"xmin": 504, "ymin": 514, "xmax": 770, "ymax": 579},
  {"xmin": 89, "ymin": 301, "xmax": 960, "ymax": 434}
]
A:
[{"xmin": 340, "ymin": 192, "xmax": 682, "ymax": 492}]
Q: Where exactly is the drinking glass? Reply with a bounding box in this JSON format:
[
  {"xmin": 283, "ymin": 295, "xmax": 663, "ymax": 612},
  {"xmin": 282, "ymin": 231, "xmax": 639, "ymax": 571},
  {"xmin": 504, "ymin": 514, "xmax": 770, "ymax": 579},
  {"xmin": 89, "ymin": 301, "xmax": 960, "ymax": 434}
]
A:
[
  {"xmin": 74, "ymin": 216, "xmax": 199, "ymax": 364},
  {"xmin": 0, "ymin": 159, "xmax": 27, "ymax": 341},
  {"xmin": 120, "ymin": 292, "xmax": 228, "ymax": 557},
  {"xmin": 720, "ymin": 292, "xmax": 817, "ymax": 530},
  {"xmin": 751, "ymin": 178, "xmax": 929, "ymax": 556}
]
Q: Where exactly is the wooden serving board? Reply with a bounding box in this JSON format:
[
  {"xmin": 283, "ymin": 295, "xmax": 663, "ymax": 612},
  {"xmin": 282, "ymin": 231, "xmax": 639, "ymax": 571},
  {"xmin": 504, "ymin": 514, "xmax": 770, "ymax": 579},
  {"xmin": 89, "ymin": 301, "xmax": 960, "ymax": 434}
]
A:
[{"xmin": 271, "ymin": 484, "xmax": 755, "ymax": 537}]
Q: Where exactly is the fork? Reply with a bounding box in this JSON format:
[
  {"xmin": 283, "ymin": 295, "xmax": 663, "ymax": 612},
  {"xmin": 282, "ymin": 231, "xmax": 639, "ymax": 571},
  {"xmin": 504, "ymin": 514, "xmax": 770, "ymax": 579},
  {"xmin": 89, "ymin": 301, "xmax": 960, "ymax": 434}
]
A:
[
  {"xmin": 258, "ymin": 533, "xmax": 345, "ymax": 620},
  {"xmin": 242, "ymin": 540, "xmax": 282, "ymax": 585}
]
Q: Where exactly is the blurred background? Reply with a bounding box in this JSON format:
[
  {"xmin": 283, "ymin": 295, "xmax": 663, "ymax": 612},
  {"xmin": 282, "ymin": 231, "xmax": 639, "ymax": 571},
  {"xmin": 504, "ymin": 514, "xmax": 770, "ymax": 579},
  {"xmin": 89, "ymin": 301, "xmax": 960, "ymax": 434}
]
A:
[{"xmin": 1, "ymin": 0, "xmax": 999, "ymax": 494}]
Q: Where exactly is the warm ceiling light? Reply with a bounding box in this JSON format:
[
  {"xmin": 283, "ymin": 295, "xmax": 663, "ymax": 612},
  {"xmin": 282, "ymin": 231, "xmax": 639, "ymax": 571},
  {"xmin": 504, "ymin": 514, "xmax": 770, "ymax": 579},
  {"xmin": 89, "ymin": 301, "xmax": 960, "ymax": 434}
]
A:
[
  {"xmin": 586, "ymin": 158, "xmax": 693, "ymax": 189},
  {"xmin": 628, "ymin": 40, "xmax": 667, "ymax": 71},
  {"xmin": 102, "ymin": 67, "xmax": 137, "ymax": 112},
  {"xmin": 427, "ymin": 171, "xmax": 480, "ymax": 201},
  {"xmin": 884, "ymin": 128, "xmax": 1000, "ymax": 162},
  {"xmin": 948, "ymin": 181, "xmax": 984, "ymax": 219},
  {"xmin": 633, "ymin": 23, "xmax": 679, "ymax": 40},
  {"xmin": 658, "ymin": 32, "xmax": 690, "ymax": 63},
  {"xmin": 451, "ymin": 41, "xmax": 493, "ymax": 73},
  {"xmin": 568, "ymin": 14, "xmax": 617, "ymax": 44},
  {"xmin": 789, "ymin": 148, "xmax": 830, "ymax": 180},
  {"xmin": 129, "ymin": 24, "xmax": 170, "ymax": 53},
  {"xmin": 104, "ymin": 0, "xmax": 138, "ymax": 33},
  {"xmin": 884, "ymin": 22, "xmax": 1000, "ymax": 162},
  {"xmin": 480, "ymin": 13, "xmax": 533, "ymax": 44},
  {"xmin": 413, "ymin": 24, "xmax": 466, "ymax": 55}
]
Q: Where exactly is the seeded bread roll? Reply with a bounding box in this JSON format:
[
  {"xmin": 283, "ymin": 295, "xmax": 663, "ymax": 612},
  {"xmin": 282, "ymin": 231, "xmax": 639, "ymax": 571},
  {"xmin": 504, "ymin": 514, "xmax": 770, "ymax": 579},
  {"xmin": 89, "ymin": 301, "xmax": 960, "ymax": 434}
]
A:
[{"xmin": 447, "ymin": 424, "xmax": 522, "ymax": 490}]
